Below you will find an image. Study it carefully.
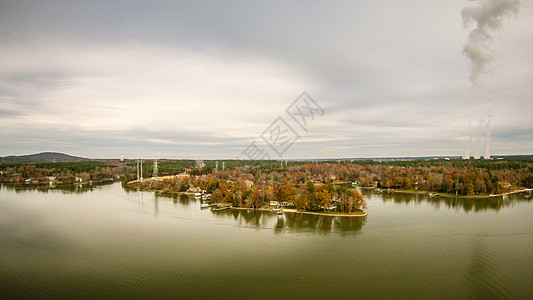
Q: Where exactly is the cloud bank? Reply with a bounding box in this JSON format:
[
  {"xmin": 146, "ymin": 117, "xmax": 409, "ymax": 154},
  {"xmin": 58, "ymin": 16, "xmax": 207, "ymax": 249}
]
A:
[{"xmin": 0, "ymin": 1, "xmax": 532, "ymax": 158}]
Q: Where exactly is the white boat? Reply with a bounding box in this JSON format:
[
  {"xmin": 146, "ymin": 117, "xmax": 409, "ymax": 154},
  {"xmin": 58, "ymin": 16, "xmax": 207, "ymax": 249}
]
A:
[
  {"xmin": 200, "ymin": 203, "xmax": 210, "ymax": 208},
  {"xmin": 277, "ymin": 207, "xmax": 284, "ymax": 215}
]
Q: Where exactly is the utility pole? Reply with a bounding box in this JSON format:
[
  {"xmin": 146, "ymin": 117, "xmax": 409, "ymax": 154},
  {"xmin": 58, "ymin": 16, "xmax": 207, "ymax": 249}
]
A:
[
  {"xmin": 140, "ymin": 159, "xmax": 143, "ymax": 182},
  {"xmin": 137, "ymin": 159, "xmax": 140, "ymax": 181}
]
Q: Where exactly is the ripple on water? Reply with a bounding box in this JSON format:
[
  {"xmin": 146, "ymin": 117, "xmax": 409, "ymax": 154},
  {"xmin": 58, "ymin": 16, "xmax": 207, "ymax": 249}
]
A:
[{"xmin": 2, "ymin": 183, "xmax": 533, "ymax": 299}]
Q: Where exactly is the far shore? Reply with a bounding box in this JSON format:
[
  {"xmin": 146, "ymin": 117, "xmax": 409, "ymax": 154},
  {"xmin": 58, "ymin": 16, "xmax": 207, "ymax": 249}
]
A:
[
  {"xmin": 1, "ymin": 178, "xmax": 116, "ymax": 187},
  {"xmin": 367, "ymin": 187, "xmax": 531, "ymax": 199}
]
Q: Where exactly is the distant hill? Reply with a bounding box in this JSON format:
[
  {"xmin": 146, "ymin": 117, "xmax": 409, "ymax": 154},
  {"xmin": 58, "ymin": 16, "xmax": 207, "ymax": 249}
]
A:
[{"xmin": 0, "ymin": 152, "xmax": 90, "ymax": 163}]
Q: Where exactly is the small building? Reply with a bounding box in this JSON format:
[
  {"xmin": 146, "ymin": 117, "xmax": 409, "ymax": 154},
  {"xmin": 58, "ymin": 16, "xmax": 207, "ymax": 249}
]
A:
[
  {"xmin": 188, "ymin": 187, "xmax": 201, "ymax": 193},
  {"xmin": 195, "ymin": 160, "xmax": 205, "ymax": 169},
  {"xmin": 244, "ymin": 180, "xmax": 254, "ymax": 188}
]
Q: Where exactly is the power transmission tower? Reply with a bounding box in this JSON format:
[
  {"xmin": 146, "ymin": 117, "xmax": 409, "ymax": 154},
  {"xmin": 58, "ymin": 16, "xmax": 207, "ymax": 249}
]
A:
[{"xmin": 152, "ymin": 160, "xmax": 158, "ymax": 178}]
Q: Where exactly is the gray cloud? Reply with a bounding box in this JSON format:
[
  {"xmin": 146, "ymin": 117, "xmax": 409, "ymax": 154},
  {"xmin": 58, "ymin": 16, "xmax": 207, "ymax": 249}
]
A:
[{"xmin": 0, "ymin": 0, "xmax": 532, "ymax": 158}]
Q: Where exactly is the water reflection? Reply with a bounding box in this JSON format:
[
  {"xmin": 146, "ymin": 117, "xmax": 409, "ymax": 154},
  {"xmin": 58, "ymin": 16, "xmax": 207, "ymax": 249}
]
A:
[
  {"xmin": 135, "ymin": 188, "xmax": 368, "ymax": 234},
  {"xmin": 466, "ymin": 237, "xmax": 494, "ymax": 299},
  {"xmin": 363, "ymin": 189, "xmax": 532, "ymax": 213},
  {"xmin": 126, "ymin": 190, "xmax": 195, "ymax": 217},
  {"xmin": 0, "ymin": 182, "xmax": 112, "ymax": 194},
  {"xmin": 2, "ymin": 181, "xmax": 533, "ymax": 298},
  {"xmin": 212, "ymin": 209, "xmax": 367, "ymax": 236},
  {"xmin": 154, "ymin": 192, "xmax": 194, "ymax": 206}
]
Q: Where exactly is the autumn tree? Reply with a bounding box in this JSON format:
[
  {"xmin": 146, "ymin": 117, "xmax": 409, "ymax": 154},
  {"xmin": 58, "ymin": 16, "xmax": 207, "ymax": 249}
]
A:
[
  {"xmin": 251, "ymin": 188, "xmax": 262, "ymax": 208},
  {"xmin": 315, "ymin": 185, "xmax": 332, "ymax": 211},
  {"xmin": 336, "ymin": 187, "xmax": 366, "ymax": 213},
  {"xmin": 211, "ymin": 188, "xmax": 223, "ymax": 202},
  {"xmin": 294, "ymin": 193, "xmax": 309, "ymax": 211}
]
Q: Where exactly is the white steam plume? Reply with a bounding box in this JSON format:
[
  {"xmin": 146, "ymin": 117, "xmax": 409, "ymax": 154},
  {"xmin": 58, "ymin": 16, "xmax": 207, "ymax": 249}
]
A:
[
  {"xmin": 484, "ymin": 116, "xmax": 491, "ymax": 159},
  {"xmin": 461, "ymin": 0, "xmax": 519, "ymax": 160},
  {"xmin": 462, "ymin": 0, "xmax": 520, "ymax": 86}
]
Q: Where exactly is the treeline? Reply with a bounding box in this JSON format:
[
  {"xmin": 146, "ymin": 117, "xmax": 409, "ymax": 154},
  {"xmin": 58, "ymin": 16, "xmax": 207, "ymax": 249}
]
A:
[
  {"xmin": 0, "ymin": 161, "xmax": 129, "ymax": 184},
  {"xmin": 289, "ymin": 159, "xmax": 532, "ymax": 195}
]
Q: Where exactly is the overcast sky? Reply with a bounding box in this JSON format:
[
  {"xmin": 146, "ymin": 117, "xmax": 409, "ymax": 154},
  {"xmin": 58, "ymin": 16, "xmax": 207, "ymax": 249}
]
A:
[{"xmin": 1, "ymin": 0, "xmax": 532, "ymax": 159}]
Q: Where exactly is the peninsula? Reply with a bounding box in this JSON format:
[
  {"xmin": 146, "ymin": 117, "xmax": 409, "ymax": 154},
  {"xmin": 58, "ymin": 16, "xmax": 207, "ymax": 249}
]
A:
[{"xmin": 122, "ymin": 156, "xmax": 533, "ymax": 216}]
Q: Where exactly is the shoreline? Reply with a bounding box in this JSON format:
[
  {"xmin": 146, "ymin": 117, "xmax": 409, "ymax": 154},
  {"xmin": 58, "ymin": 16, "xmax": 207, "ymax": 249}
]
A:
[
  {"xmin": 373, "ymin": 187, "xmax": 530, "ymax": 199},
  {"xmin": 123, "ymin": 181, "xmax": 197, "ymax": 195},
  {"xmin": 0, "ymin": 179, "xmax": 116, "ymax": 187},
  {"xmin": 230, "ymin": 206, "xmax": 367, "ymax": 218}
]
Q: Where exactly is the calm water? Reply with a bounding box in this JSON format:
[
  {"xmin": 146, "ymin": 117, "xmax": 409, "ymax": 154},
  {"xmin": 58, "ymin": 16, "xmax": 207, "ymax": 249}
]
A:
[{"xmin": 1, "ymin": 183, "xmax": 533, "ymax": 299}]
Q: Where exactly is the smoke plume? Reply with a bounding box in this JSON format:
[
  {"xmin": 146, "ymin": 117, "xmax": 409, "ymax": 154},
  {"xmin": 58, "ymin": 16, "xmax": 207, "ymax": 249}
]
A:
[
  {"xmin": 462, "ymin": 0, "xmax": 520, "ymax": 86},
  {"xmin": 461, "ymin": 0, "xmax": 519, "ymax": 160}
]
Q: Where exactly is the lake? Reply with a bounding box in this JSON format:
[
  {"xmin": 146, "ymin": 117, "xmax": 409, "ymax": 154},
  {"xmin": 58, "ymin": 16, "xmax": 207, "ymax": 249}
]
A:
[{"xmin": 1, "ymin": 183, "xmax": 532, "ymax": 299}]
